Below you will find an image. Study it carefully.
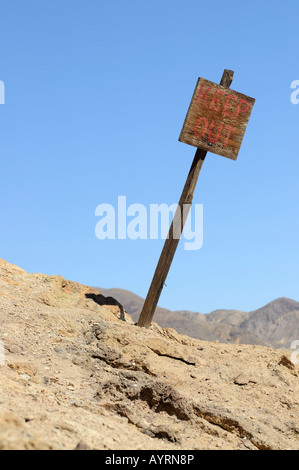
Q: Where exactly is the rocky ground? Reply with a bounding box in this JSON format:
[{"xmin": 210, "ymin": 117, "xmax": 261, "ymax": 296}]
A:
[{"xmin": 0, "ymin": 258, "xmax": 298, "ymax": 450}]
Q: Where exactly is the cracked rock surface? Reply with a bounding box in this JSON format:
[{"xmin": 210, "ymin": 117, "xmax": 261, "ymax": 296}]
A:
[{"xmin": 0, "ymin": 258, "xmax": 298, "ymax": 450}]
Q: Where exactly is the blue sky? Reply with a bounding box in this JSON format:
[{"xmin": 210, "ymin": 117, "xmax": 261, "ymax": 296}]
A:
[{"xmin": 0, "ymin": 0, "xmax": 298, "ymax": 314}]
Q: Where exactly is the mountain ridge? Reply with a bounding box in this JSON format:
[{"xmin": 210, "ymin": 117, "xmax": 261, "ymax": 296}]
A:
[{"xmin": 98, "ymin": 288, "xmax": 299, "ymax": 349}]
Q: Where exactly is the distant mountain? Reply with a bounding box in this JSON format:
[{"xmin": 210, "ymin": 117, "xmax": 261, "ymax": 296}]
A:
[{"xmin": 98, "ymin": 288, "xmax": 299, "ymax": 349}]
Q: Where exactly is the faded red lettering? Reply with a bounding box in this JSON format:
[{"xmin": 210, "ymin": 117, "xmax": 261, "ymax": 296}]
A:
[
  {"xmin": 223, "ymin": 94, "xmax": 238, "ymax": 117},
  {"xmin": 223, "ymin": 125, "xmax": 237, "ymax": 147},
  {"xmin": 196, "ymin": 84, "xmax": 211, "ymax": 108},
  {"xmin": 194, "ymin": 116, "xmax": 208, "ymax": 138},
  {"xmin": 235, "ymin": 98, "xmax": 250, "ymax": 118},
  {"xmin": 210, "ymin": 89, "xmax": 225, "ymax": 112},
  {"xmin": 208, "ymin": 120, "xmax": 223, "ymax": 143}
]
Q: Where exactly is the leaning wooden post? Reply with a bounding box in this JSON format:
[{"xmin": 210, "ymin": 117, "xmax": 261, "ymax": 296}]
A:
[{"xmin": 137, "ymin": 69, "xmax": 235, "ymax": 328}]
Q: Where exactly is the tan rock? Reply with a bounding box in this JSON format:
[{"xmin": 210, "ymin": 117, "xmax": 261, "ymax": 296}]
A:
[{"xmin": 0, "ymin": 258, "xmax": 298, "ymax": 450}]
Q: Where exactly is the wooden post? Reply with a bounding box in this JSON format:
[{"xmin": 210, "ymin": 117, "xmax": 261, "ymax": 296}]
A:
[{"xmin": 137, "ymin": 69, "xmax": 234, "ymax": 328}]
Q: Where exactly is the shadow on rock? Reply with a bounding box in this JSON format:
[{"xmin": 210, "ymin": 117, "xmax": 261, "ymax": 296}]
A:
[{"xmin": 85, "ymin": 293, "xmax": 126, "ymax": 321}]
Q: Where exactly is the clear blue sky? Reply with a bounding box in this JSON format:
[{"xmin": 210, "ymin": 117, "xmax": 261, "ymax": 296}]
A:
[{"xmin": 0, "ymin": 0, "xmax": 298, "ymax": 314}]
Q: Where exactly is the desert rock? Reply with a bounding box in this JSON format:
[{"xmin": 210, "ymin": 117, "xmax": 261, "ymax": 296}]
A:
[{"xmin": 0, "ymin": 258, "xmax": 298, "ymax": 450}]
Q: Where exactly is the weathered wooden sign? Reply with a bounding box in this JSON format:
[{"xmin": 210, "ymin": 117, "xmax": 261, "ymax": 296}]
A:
[
  {"xmin": 138, "ymin": 70, "xmax": 255, "ymax": 329},
  {"xmin": 179, "ymin": 78, "xmax": 255, "ymax": 160}
]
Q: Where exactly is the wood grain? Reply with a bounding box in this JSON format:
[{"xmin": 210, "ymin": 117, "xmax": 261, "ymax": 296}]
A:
[
  {"xmin": 179, "ymin": 77, "xmax": 255, "ymax": 160},
  {"xmin": 137, "ymin": 70, "xmax": 236, "ymax": 328}
]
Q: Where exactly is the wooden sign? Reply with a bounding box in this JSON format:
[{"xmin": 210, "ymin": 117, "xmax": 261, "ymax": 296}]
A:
[
  {"xmin": 138, "ymin": 70, "xmax": 255, "ymax": 329},
  {"xmin": 179, "ymin": 78, "xmax": 255, "ymax": 160}
]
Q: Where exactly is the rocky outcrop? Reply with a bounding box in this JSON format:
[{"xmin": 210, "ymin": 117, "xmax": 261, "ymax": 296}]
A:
[{"xmin": 0, "ymin": 259, "xmax": 298, "ymax": 450}]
